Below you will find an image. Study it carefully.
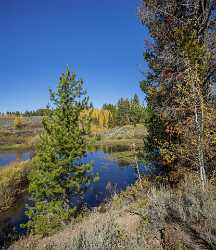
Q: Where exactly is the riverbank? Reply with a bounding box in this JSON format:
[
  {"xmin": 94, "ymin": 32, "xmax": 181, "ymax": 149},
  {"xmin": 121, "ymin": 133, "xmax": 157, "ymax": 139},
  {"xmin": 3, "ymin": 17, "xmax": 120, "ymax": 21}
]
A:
[
  {"xmin": 0, "ymin": 143, "xmax": 147, "ymax": 249},
  {"xmin": 1, "ymin": 145, "xmax": 216, "ymax": 249},
  {"xmin": 0, "ymin": 124, "xmax": 147, "ymax": 213},
  {"xmin": 89, "ymin": 124, "xmax": 146, "ymax": 148},
  {"xmin": 0, "ymin": 161, "xmax": 31, "ymax": 213},
  {"xmin": 0, "ymin": 123, "xmax": 41, "ymax": 151},
  {"xmin": 0, "ymin": 161, "xmax": 31, "ymax": 248},
  {"xmin": 0, "ymin": 124, "xmax": 146, "ymax": 151},
  {"xmin": 8, "ymin": 171, "xmax": 216, "ymax": 250}
]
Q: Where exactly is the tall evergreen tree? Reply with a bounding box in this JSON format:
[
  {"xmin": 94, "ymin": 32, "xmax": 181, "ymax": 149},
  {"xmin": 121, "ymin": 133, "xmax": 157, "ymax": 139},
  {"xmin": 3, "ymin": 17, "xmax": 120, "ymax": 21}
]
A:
[
  {"xmin": 130, "ymin": 94, "xmax": 144, "ymax": 126},
  {"xmin": 139, "ymin": 0, "xmax": 216, "ymax": 175},
  {"xmin": 116, "ymin": 98, "xmax": 131, "ymax": 126},
  {"xmin": 132, "ymin": 94, "xmax": 140, "ymax": 106},
  {"xmin": 25, "ymin": 69, "xmax": 93, "ymax": 235}
]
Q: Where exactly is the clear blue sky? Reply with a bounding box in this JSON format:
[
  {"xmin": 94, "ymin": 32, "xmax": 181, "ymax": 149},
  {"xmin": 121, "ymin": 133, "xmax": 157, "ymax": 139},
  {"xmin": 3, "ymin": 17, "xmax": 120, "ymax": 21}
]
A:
[{"xmin": 0, "ymin": 0, "xmax": 148, "ymax": 112}]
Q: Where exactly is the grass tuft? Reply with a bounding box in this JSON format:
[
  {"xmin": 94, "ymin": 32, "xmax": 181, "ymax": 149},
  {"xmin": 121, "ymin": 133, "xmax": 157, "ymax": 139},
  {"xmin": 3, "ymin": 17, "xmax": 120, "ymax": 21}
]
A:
[{"xmin": 0, "ymin": 161, "xmax": 31, "ymax": 212}]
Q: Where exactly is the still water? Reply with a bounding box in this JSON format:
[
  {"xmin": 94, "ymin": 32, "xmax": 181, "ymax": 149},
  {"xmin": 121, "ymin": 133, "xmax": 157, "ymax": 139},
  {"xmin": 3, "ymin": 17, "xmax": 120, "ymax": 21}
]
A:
[
  {"xmin": 0, "ymin": 146, "xmax": 157, "ymax": 246},
  {"xmin": 0, "ymin": 150, "xmax": 33, "ymax": 167}
]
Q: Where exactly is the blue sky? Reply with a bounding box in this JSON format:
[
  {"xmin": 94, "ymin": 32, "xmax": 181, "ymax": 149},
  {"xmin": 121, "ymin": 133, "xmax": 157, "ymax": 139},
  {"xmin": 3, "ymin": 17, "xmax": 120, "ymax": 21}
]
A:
[{"xmin": 0, "ymin": 0, "xmax": 148, "ymax": 112}]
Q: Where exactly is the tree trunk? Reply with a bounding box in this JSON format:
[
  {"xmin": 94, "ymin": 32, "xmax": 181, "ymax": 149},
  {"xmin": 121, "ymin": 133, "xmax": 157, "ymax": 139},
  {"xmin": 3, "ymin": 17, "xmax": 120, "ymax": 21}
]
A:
[{"xmin": 192, "ymin": 68, "xmax": 207, "ymax": 189}]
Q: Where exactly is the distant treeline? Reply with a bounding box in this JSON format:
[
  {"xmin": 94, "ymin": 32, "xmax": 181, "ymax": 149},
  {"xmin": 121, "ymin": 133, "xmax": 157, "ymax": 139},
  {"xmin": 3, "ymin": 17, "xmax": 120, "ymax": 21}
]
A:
[
  {"xmin": 0, "ymin": 94, "xmax": 145, "ymax": 129},
  {"xmin": 102, "ymin": 94, "xmax": 145, "ymax": 127},
  {"xmin": 0, "ymin": 109, "xmax": 48, "ymax": 117},
  {"xmin": 88, "ymin": 94, "xmax": 145, "ymax": 129}
]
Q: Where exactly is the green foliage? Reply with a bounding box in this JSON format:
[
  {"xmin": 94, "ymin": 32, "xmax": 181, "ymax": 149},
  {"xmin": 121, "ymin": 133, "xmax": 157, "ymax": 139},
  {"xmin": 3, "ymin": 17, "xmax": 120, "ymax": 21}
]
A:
[
  {"xmin": 142, "ymin": 105, "xmax": 167, "ymax": 162},
  {"xmin": 116, "ymin": 98, "xmax": 131, "ymax": 126},
  {"xmin": 130, "ymin": 94, "xmax": 145, "ymax": 126},
  {"xmin": 103, "ymin": 94, "xmax": 146, "ymax": 128},
  {"xmin": 23, "ymin": 108, "xmax": 49, "ymax": 117},
  {"xmin": 25, "ymin": 201, "xmax": 74, "ymax": 236},
  {"xmin": 24, "ymin": 68, "xmax": 93, "ymax": 235}
]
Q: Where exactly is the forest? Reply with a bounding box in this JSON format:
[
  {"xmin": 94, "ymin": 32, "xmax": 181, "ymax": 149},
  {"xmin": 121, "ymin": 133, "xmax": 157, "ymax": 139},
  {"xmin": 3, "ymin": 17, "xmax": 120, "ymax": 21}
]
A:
[{"xmin": 0, "ymin": 0, "xmax": 216, "ymax": 249}]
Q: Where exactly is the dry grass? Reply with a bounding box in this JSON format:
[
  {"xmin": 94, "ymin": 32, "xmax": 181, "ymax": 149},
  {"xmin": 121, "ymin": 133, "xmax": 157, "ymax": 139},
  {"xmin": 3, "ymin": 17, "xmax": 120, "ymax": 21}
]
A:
[
  {"xmin": 90, "ymin": 124, "xmax": 146, "ymax": 147},
  {"xmin": 8, "ymin": 173, "xmax": 216, "ymax": 250},
  {"xmin": 135, "ymin": 175, "xmax": 216, "ymax": 249},
  {"xmin": 9, "ymin": 211, "xmax": 146, "ymax": 250},
  {"xmin": 0, "ymin": 117, "xmax": 42, "ymax": 151},
  {"xmin": 100, "ymin": 124, "xmax": 146, "ymax": 140},
  {"xmin": 0, "ymin": 161, "xmax": 31, "ymax": 212}
]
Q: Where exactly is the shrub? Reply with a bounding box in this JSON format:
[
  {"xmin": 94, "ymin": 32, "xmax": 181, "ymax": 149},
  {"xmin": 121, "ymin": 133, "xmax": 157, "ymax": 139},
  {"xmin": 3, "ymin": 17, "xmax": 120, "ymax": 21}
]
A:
[
  {"xmin": 139, "ymin": 174, "xmax": 216, "ymax": 248},
  {"xmin": 8, "ymin": 174, "xmax": 216, "ymax": 250},
  {"xmin": 14, "ymin": 116, "xmax": 24, "ymax": 129},
  {"xmin": 42, "ymin": 213, "xmax": 147, "ymax": 250}
]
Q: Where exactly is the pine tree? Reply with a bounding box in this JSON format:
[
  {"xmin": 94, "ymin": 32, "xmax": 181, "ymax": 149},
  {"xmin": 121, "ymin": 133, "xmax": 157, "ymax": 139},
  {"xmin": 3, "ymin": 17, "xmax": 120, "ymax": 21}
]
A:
[
  {"xmin": 116, "ymin": 98, "xmax": 131, "ymax": 126},
  {"xmin": 25, "ymin": 68, "xmax": 93, "ymax": 236},
  {"xmin": 130, "ymin": 94, "xmax": 144, "ymax": 126},
  {"xmin": 132, "ymin": 94, "xmax": 140, "ymax": 106}
]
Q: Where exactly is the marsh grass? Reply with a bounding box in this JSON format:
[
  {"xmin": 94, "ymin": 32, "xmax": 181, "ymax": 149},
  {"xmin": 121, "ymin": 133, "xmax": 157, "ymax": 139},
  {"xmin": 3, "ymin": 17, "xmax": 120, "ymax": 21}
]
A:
[
  {"xmin": 0, "ymin": 161, "xmax": 31, "ymax": 212},
  {"xmin": 0, "ymin": 117, "xmax": 42, "ymax": 151},
  {"xmin": 90, "ymin": 124, "xmax": 146, "ymax": 148}
]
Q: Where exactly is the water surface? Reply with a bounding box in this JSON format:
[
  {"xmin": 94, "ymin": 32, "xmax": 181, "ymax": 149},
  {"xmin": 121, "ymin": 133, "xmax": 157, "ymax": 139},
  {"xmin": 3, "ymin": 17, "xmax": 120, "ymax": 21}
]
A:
[
  {"xmin": 0, "ymin": 150, "xmax": 33, "ymax": 167},
  {"xmin": 0, "ymin": 146, "xmax": 157, "ymax": 246}
]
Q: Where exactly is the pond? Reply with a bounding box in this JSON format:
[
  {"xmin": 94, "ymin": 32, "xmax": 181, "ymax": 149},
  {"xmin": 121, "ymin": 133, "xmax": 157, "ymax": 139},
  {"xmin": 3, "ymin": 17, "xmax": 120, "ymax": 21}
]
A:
[
  {"xmin": 0, "ymin": 150, "xmax": 34, "ymax": 167},
  {"xmin": 0, "ymin": 145, "xmax": 158, "ymax": 247}
]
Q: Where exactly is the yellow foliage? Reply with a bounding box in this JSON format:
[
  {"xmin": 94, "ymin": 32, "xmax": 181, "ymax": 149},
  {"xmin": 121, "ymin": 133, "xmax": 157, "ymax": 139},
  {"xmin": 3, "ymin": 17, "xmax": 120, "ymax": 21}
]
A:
[
  {"xmin": 90, "ymin": 109, "xmax": 113, "ymax": 128},
  {"xmin": 14, "ymin": 116, "xmax": 24, "ymax": 128}
]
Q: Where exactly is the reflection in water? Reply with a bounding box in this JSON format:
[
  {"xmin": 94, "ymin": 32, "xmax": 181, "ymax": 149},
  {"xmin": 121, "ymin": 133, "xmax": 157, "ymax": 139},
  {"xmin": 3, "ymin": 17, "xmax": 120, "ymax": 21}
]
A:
[
  {"xmin": 0, "ymin": 150, "xmax": 34, "ymax": 167},
  {"xmin": 0, "ymin": 195, "xmax": 28, "ymax": 247},
  {"xmin": 0, "ymin": 146, "xmax": 159, "ymax": 248},
  {"xmin": 81, "ymin": 150, "xmax": 147, "ymax": 207}
]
